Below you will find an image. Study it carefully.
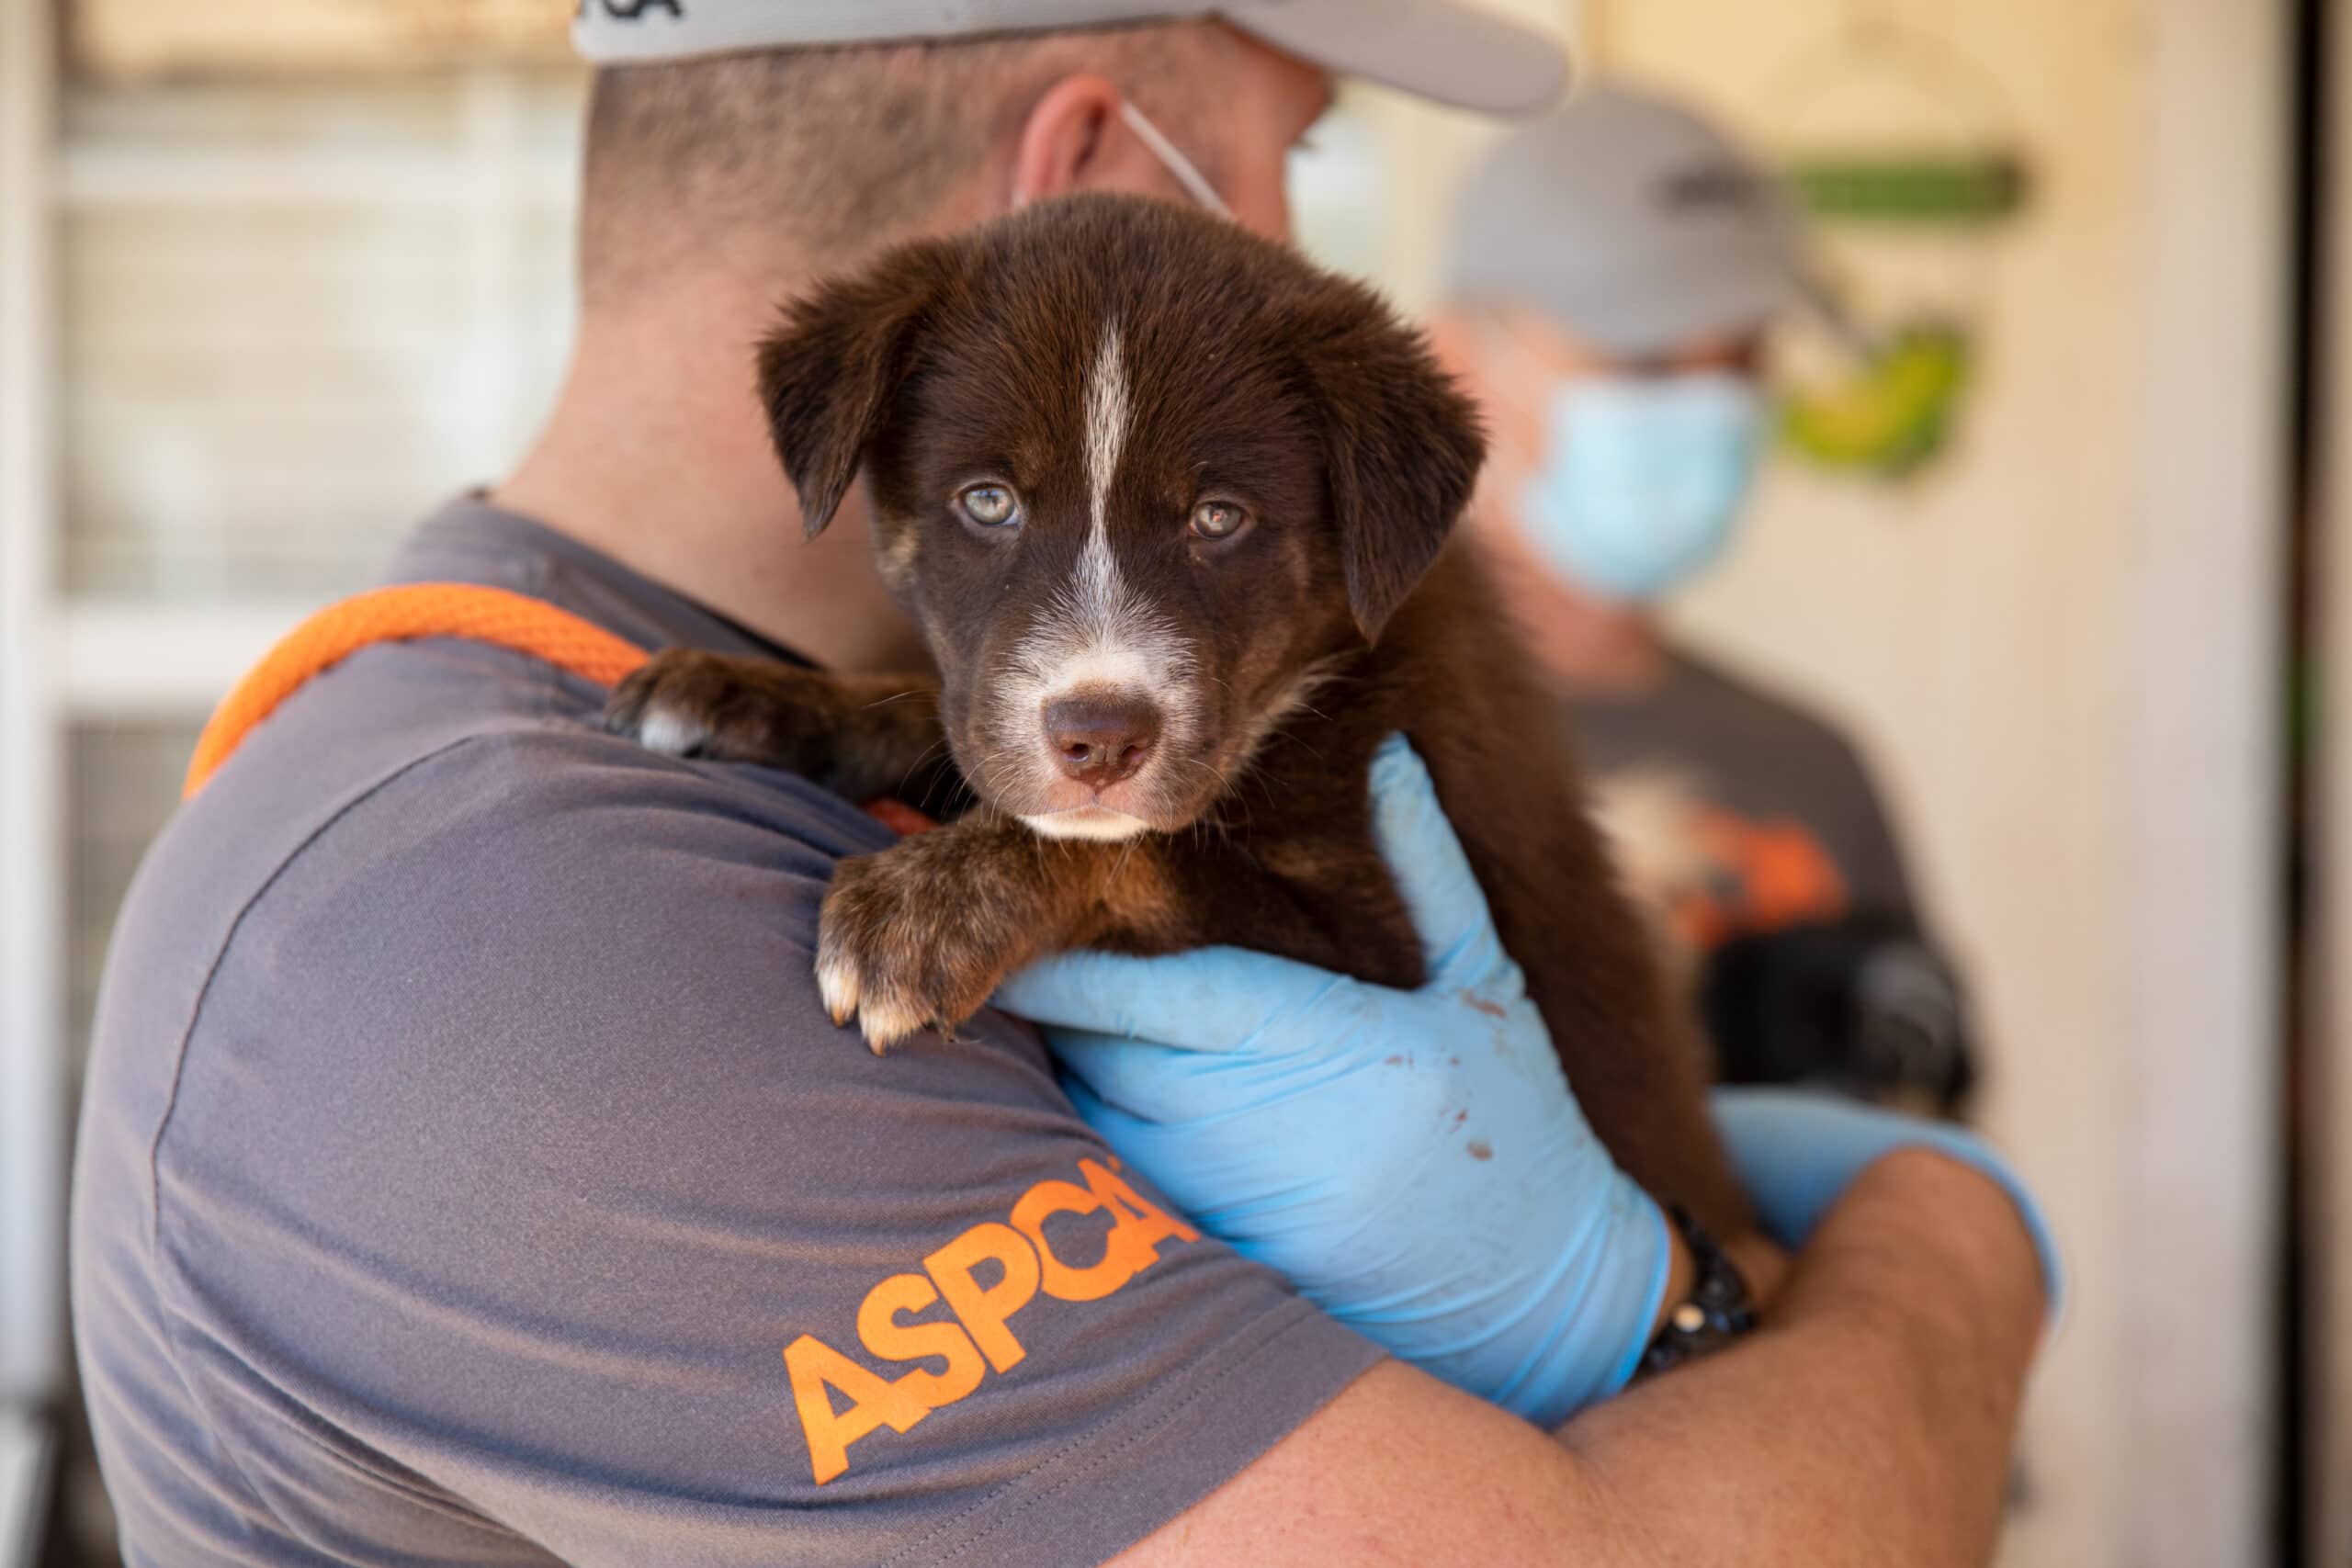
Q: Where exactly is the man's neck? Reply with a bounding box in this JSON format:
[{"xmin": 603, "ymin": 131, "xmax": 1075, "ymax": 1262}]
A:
[{"xmin": 492, "ymin": 277, "xmax": 930, "ymax": 673}]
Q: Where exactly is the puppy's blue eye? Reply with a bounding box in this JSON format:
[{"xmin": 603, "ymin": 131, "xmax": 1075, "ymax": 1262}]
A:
[
  {"xmin": 1191, "ymin": 500, "xmax": 1250, "ymax": 541},
  {"xmin": 957, "ymin": 484, "xmax": 1022, "ymax": 528}
]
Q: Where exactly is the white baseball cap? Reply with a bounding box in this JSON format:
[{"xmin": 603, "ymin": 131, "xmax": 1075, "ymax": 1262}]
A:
[{"xmin": 573, "ymin": 0, "xmax": 1571, "ymax": 116}]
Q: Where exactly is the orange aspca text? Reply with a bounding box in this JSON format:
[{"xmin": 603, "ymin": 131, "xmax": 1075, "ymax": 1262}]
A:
[{"xmin": 784, "ymin": 1155, "xmax": 1201, "ymax": 1484}]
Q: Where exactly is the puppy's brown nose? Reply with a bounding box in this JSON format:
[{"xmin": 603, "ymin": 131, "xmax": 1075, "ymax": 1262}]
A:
[{"xmin": 1044, "ymin": 696, "xmax": 1160, "ymax": 787}]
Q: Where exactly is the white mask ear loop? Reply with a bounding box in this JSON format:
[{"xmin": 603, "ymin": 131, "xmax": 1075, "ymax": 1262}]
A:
[{"xmin": 1118, "ymin": 99, "xmax": 1233, "ymax": 220}]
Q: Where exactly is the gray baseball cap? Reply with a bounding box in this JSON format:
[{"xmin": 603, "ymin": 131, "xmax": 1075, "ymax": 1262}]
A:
[
  {"xmin": 573, "ymin": 1, "xmax": 1570, "ymax": 116},
  {"xmin": 1445, "ymin": 83, "xmax": 1842, "ymax": 356}
]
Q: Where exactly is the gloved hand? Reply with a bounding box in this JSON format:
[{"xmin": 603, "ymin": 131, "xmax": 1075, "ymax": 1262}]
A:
[
  {"xmin": 1711, "ymin": 1086, "xmax": 2064, "ymax": 1314},
  {"xmin": 993, "ymin": 737, "xmax": 1671, "ymax": 1427}
]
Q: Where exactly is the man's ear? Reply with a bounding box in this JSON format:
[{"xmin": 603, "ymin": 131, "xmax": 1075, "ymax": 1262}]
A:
[
  {"xmin": 755, "ymin": 241, "xmax": 960, "ymax": 538},
  {"xmin": 1010, "ymin": 74, "xmax": 1123, "ymax": 208},
  {"xmin": 1299, "ymin": 293, "xmax": 1488, "ymax": 641}
]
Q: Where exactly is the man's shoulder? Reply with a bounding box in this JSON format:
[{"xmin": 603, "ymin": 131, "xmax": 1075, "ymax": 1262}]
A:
[
  {"xmin": 150, "ymin": 696, "xmax": 894, "ymax": 1020},
  {"xmin": 248, "ymin": 716, "xmax": 883, "ymax": 1007},
  {"xmin": 90, "ymin": 666, "xmax": 918, "ymax": 1168},
  {"xmin": 306, "ymin": 714, "xmax": 893, "ymax": 899},
  {"xmin": 174, "ymin": 615, "xmax": 884, "ymax": 905}
]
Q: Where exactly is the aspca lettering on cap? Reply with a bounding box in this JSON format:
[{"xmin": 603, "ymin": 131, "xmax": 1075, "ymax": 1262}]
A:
[
  {"xmin": 783, "ymin": 1156, "xmax": 1200, "ymax": 1484},
  {"xmin": 577, "ymin": 0, "xmax": 683, "ymax": 21},
  {"xmin": 1660, "ymin": 161, "xmax": 1765, "ymax": 214}
]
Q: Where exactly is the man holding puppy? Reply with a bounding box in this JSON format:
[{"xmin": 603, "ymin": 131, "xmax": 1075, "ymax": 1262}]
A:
[{"xmin": 73, "ymin": 6, "xmax": 2055, "ymax": 1565}]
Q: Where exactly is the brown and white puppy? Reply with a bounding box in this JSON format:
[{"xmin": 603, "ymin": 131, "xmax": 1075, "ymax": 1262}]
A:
[{"xmin": 606, "ymin": 193, "xmax": 1750, "ymax": 1232}]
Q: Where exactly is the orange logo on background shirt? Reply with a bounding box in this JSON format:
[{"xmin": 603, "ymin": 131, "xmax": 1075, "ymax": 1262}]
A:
[
  {"xmin": 1670, "ymin": 807, "xmax": 1849, "ymax": 953},
  {"xmin": 784, "ymin": 1155, "xmax": 1200, "ymax": 1484}
]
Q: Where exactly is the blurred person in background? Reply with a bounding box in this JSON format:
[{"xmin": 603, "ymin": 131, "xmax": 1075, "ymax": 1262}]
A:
[
  {"xmin": 1436, "ymin": 83, "xmax": 1978, "ymax": 1118},
  {"xmin": 70, "ymin": 11, "xmax": 2052, "ymax": 1567}
]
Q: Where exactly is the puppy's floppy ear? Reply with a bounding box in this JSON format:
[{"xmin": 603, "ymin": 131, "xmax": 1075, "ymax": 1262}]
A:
[
  {"xmin": 1296, "ymin": 291, "xmax": 1487, "ymax": 641},
  {"xmin": 756, "ymin": 240, "xmax": 961, "ymax": 539}
]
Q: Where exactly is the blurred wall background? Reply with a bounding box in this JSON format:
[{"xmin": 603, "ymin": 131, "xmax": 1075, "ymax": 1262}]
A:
[
  {"xmin": 0, "ymin": 0, "xmax": 2314, "ymax": 1564},
  {"xmin": 1597, "ymin": 6, "xmax": 2286, "ymax": 1568}
]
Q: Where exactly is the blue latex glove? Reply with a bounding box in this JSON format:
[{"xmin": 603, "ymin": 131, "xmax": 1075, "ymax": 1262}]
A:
[
  {"xmin": 1712, "ymin": 1086, "xmax": 2064, "ymax": 1316},
  {"xmin": 993, "ymin": 737, "xmax": 1670, "ymax": 1427}
]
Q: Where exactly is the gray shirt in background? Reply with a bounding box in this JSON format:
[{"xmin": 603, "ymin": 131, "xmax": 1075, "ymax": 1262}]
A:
[
  {"xmin": 70, "ymin": 498, "xmax": 1381, "ymax": 1568},
  {"xmin": 1568, "ymin": 648, "xmax": 1920, "ymax": 954}
]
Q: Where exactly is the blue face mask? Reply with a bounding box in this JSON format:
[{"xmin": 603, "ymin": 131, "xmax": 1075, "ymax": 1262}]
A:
[{"xmin": 1516, "ymin": 372, "xmax": 1766, "ymax": 604}]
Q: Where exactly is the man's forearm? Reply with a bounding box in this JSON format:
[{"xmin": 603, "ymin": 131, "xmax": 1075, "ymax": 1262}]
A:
[{"xmin": 1560, "ymin": 1148, "xmax": 2045, "ymax": 1567}]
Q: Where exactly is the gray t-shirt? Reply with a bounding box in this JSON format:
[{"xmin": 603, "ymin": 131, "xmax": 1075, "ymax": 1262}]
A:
[
  {"xmin": 1568, "ymin": 649, "xmax": 1920, "ymax": 953},
  {"xmin": 70, "ymin": 498, "xmax": 1382, "ymax": 1567}
]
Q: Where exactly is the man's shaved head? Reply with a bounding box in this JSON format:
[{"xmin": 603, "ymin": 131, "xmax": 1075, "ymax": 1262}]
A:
[{"xmin": 581, "ymin": 23, "xmax": 1238, "ymax": 307}]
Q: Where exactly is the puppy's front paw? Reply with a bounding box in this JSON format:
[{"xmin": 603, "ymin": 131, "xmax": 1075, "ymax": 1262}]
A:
[
  {"xmin": 816, "ymin": 845, "xmax": 1025, "ymax": 1054},
  {"xmin": 603, "ymin": 649, "xmax": 837, "ymax": 769}
]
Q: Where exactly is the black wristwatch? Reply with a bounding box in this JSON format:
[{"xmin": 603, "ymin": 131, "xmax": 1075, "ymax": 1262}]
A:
[{"xmin": 1637, "ymin": 1206, "xmax": 1758, "ymax": 1379}]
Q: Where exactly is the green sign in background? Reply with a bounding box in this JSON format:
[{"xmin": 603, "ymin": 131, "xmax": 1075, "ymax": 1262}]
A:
[{"xmin": 1788, "ymin": 152, "xmax": 2029, "ymax": 226}]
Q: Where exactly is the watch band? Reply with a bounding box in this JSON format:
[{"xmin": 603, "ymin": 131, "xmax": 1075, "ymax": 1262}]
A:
[{"xmin": 1638, "ymin": 1205, "xmax": 1759, "ymax": 1379}]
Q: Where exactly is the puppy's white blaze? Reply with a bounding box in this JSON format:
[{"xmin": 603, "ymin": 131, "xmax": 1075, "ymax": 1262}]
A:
[
  {"xmin": 1032, "ymin": 643, "xmax": 1165, "ymax": 701},
  {"xmin": 1078, "ymin": 324, "xmax": 1133, "ymax": 629},
  {"xmin": 1022, "ymin": 807, "xmax": 1154, "ymax": 842},
  {"xmin": 1072, "ymin": 530, "xmax": 1119, "ymax": 631},
  {"xmin": 987, "ymin": 322, "xmax": 1203, "ymax": 817},
  {"xmin": 1083, "ymin": 328, "xmax": 1131, "ymax": 553}
]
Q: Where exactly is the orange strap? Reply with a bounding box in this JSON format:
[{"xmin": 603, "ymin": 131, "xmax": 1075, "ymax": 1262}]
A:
[
  {"xmin": 184, "ymin": 584, "xmax": 650, "ymax": 799},
  {"xmin": 183, "ymin": 582, "xmax": 942, "ymax": 836}
]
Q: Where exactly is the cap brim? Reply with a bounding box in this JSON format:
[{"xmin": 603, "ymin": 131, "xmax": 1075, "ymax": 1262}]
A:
[{"xmin": 1222, "ymin": 0, "xmax": 1571, "ymax": 116}]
